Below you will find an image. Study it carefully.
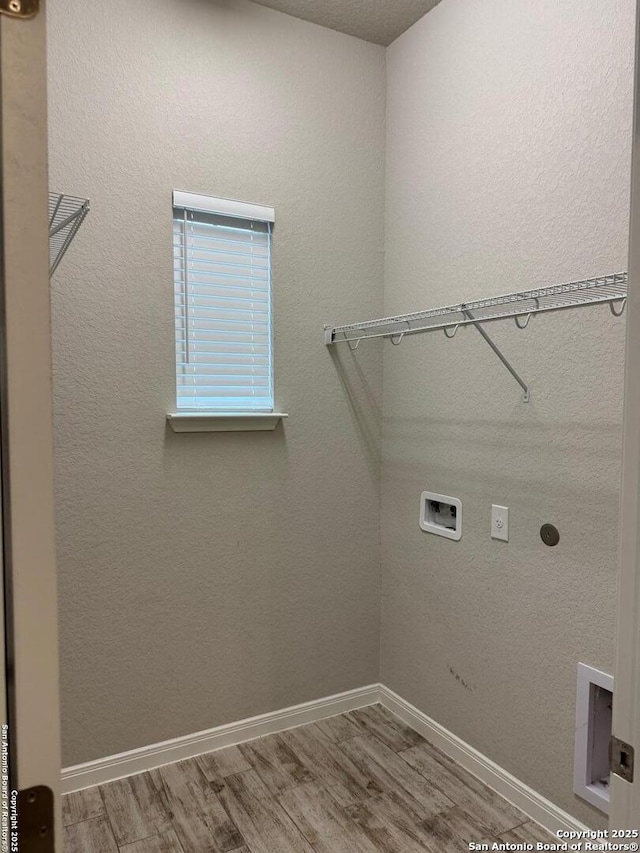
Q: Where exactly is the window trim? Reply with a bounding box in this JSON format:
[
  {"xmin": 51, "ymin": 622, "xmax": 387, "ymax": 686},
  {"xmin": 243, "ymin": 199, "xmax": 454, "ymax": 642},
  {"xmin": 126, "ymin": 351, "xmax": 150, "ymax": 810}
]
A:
[
  {"xmin": 166, "ymin": 412, "xmax": 288, "ymax": 432},
  {"xmin": 173, "ymin": 190, "xmax": 275, "ymax": 225}
]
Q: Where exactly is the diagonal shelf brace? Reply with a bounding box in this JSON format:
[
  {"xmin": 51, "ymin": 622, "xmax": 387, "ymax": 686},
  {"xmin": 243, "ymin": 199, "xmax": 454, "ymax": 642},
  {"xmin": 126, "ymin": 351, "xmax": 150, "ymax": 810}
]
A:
[
  {"xmin": 462, "ymin": 308, "xmax": 530, "ymax": 402},
  {"xmin": 324, "ymin": 272, "xmax": 627, "ymax": 402}
]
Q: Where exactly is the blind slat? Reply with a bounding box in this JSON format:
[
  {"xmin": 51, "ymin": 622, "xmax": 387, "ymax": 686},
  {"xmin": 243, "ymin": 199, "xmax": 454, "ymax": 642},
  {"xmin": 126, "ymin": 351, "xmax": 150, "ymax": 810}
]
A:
[
  {"xmin": 173, "ymin": 279, "xmax": 269, "ymax": 295},
  {"xmin": 176, "ymin": 336, "xmax": 270, "ymax": 344},
  {"xmin": 175, "ymin": 310, "xmax": 269, "ymax": 322},
  {"xmin": 173, "ymin": 201, "xmax": 273, "ymax": 412},
  {"xmin": 177, "ymin": 368, "xmax": 270, "ymax": 376},
  {"xmin": 176, "ymin": 381, "xmax": 271, "ymax": 390},
  {"xmin": 177, "ymin": 268, "xmax": 268, "ymax": 283},
  {"xmin": 177, "ymin": 389, "xmax": 271, "ymax": 396},
  {"xmin": 174, "ymin": 294, "xmax": 269, "ymax": 309},
  {"xmin": 175, "ymin": 339, "xmax": 269, "ymax": 351}
]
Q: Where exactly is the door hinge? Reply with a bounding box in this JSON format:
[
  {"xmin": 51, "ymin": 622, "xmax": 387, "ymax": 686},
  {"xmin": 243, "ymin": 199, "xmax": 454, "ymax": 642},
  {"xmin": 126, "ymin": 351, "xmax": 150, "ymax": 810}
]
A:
[
  {"xmin": 17, "ymin": 786, "xmax": 54, "ymax": 852},
  {"xmin": 0, "ymin": 0, "xmax": 38, "ymax": 19},
  {"xmin": 610, "ymin": 735, "xmax": 635, "ymax": 783}
]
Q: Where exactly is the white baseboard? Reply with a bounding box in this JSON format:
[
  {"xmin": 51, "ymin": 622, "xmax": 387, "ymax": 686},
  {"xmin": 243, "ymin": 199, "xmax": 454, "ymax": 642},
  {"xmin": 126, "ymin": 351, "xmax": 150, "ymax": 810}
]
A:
[
  {"xmin": 378, "ymin": 684, "xmax": 590, "ymax": 835},
  {"xmin": 62, "ymin": 682, "xmax": 590, "ymax": 837},
  {"xmin": 61, "ymin": 684, "xmax": 382, "ymax": 793}
]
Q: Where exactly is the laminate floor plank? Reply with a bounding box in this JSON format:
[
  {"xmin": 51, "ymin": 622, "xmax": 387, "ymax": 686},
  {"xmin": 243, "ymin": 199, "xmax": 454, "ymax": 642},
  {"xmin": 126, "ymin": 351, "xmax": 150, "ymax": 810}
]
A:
[
  {"xmin": 62, "ymin": 787, "xmax": 105, "ymax": 827},
  {"xmin": 340, "ymin": 734, "xmax": 454, "ymax": 821},
  {"xmin": 63, "ymin": 816, "xmax": 119, "ymax": 853},
  {"xmin": 63, "ymin": 708, "xmax": 542, "ymax": 853},
  {"xmin": 100, "ymin": 772, "xmax": 172, "ymax": 846},
  {"xmin": 400, "ymin": 741, "xmax": 526, "ymax": 834},
  {"xmin": 345, "ymin": 792, "xmax": 441, "ymax": 853},
  {"xmin": 158, "ymin": 758, "xmax": 245, "ymax": 852},
  {"xmin": 422, "ymin": 806, "xmax": 496, "ymax": 852},
  {"xmin": 239, "ymin": 733, "xmax": 314, "ymax": 796},
  {"xmin": 279, "ymin": 725, "xmax": 380, "ymax": 806},
  {"xmin": 347, "ymin": 705, "xmax": 426, "ymax": 753},
  {"xmin": 118, "ymin": 828, "xmax": 185, "ymax": 853},
  {"xmin": 315, "ymin": 713, "xmax": 362, "ymax": 744},
  {"xmin": 198, "ymin": 745, "xmax": 252, "ymax": 783},
  {"xmin": 217, "ymin": 769, "xmax": 314, "ymax": 853},
  {"xmin": 499, "ymin": 821, "xmax": 556, "ymax": 843},
  {"xmin": 279, "ymin": 781, "xmax": 380, "ymax": 853}
]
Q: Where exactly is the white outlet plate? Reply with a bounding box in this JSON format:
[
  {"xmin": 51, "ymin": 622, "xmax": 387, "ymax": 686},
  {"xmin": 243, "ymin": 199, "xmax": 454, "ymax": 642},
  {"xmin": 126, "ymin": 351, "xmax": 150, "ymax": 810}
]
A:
[{"xmin": 491, "ymin": 505, "xmax": 509, "ymax": 541}]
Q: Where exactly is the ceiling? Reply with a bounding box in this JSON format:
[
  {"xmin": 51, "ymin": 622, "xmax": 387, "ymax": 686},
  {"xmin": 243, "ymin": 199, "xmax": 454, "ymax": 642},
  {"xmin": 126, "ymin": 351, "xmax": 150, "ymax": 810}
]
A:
[{"xmin": 251, "ymin": 0, "xmax": 443, "ymax": 46}]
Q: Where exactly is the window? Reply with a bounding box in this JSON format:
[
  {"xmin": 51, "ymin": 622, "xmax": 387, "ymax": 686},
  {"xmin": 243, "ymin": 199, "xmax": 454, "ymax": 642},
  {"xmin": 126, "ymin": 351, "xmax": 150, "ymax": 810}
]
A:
[{"xmin": 172, "ymin": 191, "xmax": 275, "ymax": 413}]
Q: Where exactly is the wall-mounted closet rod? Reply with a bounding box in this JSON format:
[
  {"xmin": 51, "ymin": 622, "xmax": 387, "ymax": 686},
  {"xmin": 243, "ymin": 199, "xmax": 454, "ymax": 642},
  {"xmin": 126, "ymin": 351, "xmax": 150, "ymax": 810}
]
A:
[
  {"xmin": 49, "ymin": 192, "xmax": 90, "ymax": 278},
  {"xmin": 324, "ymin": 272, "xmax": 627, "ymax": 402}
]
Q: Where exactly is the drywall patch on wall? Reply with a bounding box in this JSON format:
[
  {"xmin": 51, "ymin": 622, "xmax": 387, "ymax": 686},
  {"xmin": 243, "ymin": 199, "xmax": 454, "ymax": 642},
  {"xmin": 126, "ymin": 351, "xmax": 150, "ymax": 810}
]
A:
[
  {"xmin": 381, "ymin": 0, "xmax": 633, "ymax": 828},
  {"xmin": 47, "ymin": 0, "xmax": 385, "ymax": 766}
]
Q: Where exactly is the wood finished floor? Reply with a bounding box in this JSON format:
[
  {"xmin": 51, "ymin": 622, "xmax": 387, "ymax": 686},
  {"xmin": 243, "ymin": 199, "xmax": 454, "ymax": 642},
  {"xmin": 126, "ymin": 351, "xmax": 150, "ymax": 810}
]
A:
[{"xmin": 63, "ymin": 704, "xmax": 553, "ymax": 852}]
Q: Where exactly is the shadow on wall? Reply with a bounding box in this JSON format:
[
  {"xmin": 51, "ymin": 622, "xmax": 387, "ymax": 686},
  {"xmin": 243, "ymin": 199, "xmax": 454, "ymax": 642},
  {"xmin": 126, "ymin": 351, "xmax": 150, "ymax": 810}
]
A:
[
  {"xmin": 329, "ymin": 344, "xmax": 382, "ymax": 481},
  {"xmin": 161, "ymin": 418, "xmax": 291, "ymax": 488}
]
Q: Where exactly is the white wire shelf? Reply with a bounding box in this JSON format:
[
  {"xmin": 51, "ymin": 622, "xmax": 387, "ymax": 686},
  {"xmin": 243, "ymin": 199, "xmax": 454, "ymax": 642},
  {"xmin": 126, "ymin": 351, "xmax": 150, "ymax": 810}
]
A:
[
  {"xmin": 324, "ymin": 272, "xmax": 628, "ymax": 402},
  {"xmin": 49, "ymin": 192, "xmax": 90, "ymax": 277},
  {"xmin": 325, "ymin": 272, "xmax": 627, "ymax": 345}
]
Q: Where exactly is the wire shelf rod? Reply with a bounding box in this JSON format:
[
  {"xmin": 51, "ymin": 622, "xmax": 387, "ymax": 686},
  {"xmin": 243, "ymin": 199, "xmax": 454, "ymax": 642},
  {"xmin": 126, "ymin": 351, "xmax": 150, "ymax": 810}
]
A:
[
  {"xmin": 48, "ymin": 192, "xmax": 90, "ymax": 278},
  {"xmin": 324, "ymin": 272, "xmax": 627, "ymax": 345}
]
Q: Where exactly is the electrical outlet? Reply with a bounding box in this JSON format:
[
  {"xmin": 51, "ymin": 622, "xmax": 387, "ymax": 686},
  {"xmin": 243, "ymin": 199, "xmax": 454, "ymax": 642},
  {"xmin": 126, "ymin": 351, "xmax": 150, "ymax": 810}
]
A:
[{"xmin": 491, "ymin": 505, "xmax": 509, "ymax": 541}]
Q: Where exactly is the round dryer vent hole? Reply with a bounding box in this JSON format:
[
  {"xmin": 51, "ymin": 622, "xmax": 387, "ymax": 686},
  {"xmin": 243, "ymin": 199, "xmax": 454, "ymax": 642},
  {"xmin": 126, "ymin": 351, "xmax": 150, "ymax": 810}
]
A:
[{"xmin": 540, "ymin": 523, "xmax": 560, "ymax": 546}]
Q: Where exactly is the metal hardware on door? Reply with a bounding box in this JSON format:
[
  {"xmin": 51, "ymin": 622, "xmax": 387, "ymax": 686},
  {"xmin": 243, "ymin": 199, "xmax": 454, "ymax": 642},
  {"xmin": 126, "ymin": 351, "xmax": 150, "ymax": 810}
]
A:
[
  {"xmin": 0, "ymin": 0, "xmax": 38, "ymax": 18},
  {"xmin": 610, "ymin": 736, "xmax": 635, "ymax": 783},
  {"xmin": 17, "ymin": 786, "xmax": 54, "ymax": 852}
]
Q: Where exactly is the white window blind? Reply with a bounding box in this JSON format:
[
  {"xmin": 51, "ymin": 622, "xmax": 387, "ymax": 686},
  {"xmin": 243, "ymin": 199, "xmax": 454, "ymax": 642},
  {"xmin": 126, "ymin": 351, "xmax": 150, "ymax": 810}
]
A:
[{"xmin": 173, "ymin": 192, "xmax": 275, "ymax": 412}]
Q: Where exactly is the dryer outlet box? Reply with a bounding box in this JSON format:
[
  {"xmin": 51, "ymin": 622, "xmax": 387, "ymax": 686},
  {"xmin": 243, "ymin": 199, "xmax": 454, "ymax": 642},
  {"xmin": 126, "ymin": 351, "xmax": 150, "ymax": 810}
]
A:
[
  {"xmin": 419, "ymin": 492, "xmax": 462, "ymax": 541},
  {"xmin": 574, "ymin": 662, "xmax": 613, "ymax": 814}
]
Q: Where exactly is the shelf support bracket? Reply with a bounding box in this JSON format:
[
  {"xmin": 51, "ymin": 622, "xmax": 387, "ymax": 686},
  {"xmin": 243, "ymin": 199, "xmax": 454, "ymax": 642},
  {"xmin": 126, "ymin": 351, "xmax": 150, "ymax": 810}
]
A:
[{"xmin": 463, "ymin": 308, "xmax": 530, "ymax": 402}]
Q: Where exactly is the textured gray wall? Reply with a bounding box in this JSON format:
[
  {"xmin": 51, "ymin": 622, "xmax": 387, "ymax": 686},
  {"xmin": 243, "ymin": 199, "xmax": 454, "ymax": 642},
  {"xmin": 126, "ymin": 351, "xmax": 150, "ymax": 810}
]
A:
[
  {"xmin": 381, "ymin": 0, "xmax": 633, "ymax": 826},
  {"xmin": 48, "ymin": 0, "xmax": 385, "ymax": 766},
  {"xmin": 49, "ymin": 0, "xmax": 633, "ymax": 823}
]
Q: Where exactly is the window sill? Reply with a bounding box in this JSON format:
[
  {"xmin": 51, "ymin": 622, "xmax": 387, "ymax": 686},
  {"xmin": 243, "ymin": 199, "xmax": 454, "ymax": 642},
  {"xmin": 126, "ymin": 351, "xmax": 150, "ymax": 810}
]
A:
[{"xmin": 166, "ymin": 412, "xmax": 288, "ymax": 433}]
